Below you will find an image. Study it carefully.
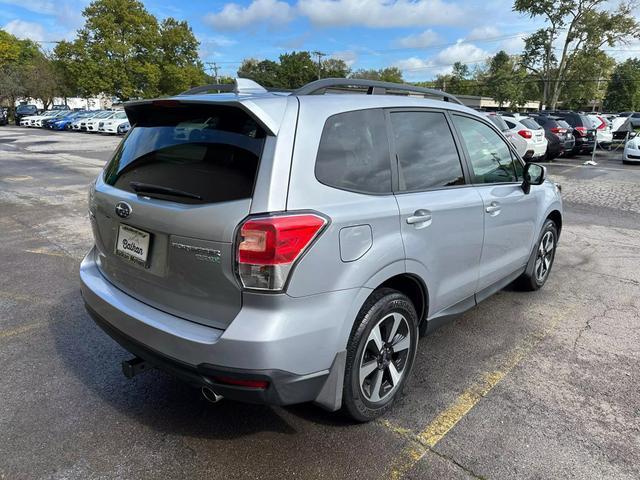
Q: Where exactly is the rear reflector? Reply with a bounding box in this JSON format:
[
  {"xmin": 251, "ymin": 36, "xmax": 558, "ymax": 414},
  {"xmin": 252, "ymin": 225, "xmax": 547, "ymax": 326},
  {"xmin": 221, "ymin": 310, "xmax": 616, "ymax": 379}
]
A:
[
  {"xmin": 237, "ymin": 213, "xmax": 327, "ymax": 291},
  {"xmin": 214, "ymin": 376, "xmax": 269, "ymax": 389}
]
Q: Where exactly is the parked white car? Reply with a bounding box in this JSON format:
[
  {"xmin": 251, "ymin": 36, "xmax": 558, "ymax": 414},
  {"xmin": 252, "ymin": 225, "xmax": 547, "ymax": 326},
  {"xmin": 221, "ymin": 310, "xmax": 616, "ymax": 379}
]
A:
[
  {"xmin": 586, "ymin": 114, "xmax": 613, "ymax": 147},
  {"xmin": 86, "ymin": 111, "xmax": 116, "ymax": 132},
  {"xmin": 623, "ymin": 135, "xmax": 640, "ymax": 164},
  {"xmin": 503, "ymin": 116, "xmax": 548, "ymax": 160},
  {"xmin": 98, "ymin": 111, "xmax": 130, "ymax": 134},
  {"xmin": 74, "ymin": 110, "xmax": 108, "ymax": 131},
  {"xmin": 483, "ymin": 113, "xmax": 528, "ymax": 157},
  {"xmin": 22, "ymin": 110, "xmax": 57, "ymax": 127}
]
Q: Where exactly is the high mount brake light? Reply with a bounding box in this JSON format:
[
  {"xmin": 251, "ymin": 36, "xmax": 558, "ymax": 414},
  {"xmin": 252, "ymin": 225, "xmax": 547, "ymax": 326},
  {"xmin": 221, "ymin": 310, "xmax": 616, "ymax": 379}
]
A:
[{"xmin": 236, "ymin": 213, "xmax": 327, "ymax": 291}]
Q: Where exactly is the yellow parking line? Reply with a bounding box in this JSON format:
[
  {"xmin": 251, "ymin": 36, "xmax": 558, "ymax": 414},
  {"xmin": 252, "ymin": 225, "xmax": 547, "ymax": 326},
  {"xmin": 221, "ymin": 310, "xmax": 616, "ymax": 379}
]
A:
[
  {"xmin": 0, "ymin": 322, "xmax": 46, "ymax": 340},
  {"xmin": 386, "ymin": 307, "xmax": 574, "ymax": 479},
  {"xmin": 24, "ymin": 247, "xmax": 67, "ymax": 257}
]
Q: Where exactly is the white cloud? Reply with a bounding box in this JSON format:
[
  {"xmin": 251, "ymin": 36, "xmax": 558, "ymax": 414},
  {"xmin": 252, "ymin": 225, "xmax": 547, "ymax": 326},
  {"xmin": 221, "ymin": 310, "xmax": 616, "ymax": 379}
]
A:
[
  {"xmin": 466, "ymin": 25, "xmax": 500, "ymax": 41},
  {"xmin": 332, "ymin": 50, "xmax": 358, "ymax": 67},
  {"xmin": 0, "ymin": 0, "xmax": 56, "ymax": 15},
  {"xmin": 298, "ymin": 0, "xmax": 466, "ymax": 28},
  {"xmin": 434, "ymin": 40, "xmax": 488, "ymax": 66},
  {"xmin": 3, "ymin": 19, "xmax": 46, "ymax": 42},
  {"xmin": 396, "ymin": 29, "xmax": 441, "ymax": 48},
  {"xmin": 395, "ymin": 41, "xmax": 489, "ymax": 78},
  {"xmin": 204, "ymin": 0, "xmax": 295, "ymax": 30},
  {"xmin": 498, "ymin": 34, "xmax": 525, "ymax": 54}
]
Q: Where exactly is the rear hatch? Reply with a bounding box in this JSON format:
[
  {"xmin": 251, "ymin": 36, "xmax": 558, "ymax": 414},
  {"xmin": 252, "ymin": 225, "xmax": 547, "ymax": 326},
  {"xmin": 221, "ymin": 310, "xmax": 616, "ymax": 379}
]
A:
[
  {"xmin": 521, "ymin": 118, "xmax": 545, "ymax": 144},
  {"xmin": 90, "ymin": 102, "xmax": 270, "ymax": 329}
]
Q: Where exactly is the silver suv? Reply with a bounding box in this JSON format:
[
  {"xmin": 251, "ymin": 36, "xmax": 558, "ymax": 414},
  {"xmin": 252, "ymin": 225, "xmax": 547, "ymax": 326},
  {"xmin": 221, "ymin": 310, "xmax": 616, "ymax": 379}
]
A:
[{"xmin": 81, "ymin": 78, "xmax": 562, "ymax": 421}]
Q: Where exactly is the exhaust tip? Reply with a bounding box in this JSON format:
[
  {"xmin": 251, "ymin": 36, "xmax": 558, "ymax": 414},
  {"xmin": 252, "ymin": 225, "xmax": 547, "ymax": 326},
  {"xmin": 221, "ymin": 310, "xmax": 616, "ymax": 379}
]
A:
[{"xmin": 201, "ymin": 386, "xmax": 224, "ymax": 404}]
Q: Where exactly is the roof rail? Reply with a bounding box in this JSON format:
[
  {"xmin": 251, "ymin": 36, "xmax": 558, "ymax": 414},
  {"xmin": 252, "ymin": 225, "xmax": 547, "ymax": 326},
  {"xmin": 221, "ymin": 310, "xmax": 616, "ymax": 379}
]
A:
[
  {"xmin": 179, "ymin": 78, "xmax": 268, "ymax": 96},
  {"xmin": 292, "ymin": 78, "xmax": 463, "ymax": 105}
]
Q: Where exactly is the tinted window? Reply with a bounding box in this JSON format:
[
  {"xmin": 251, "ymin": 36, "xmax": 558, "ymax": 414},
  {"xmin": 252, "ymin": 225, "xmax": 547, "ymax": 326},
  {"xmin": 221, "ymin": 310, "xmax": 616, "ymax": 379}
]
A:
[
  {"xmin": 390, "ymin": 111, "xmax": 464, "ymax": 191},
  {"xmin": 486, "ymin": 114, "xmax": 508, "ymax": 131},
  {"xmin": 315, "ymin": 109, "xmax": 392, "ymax": 194},
  {"xmin": 504, "ymin": 119, "xmax": 516, "ymax": 129},
  {"xmin": 453, "ymin": 115, "xmax": 519, "ymax": 184},
  {"xmin": 16, "ymin": 105, "xmax": 37, "ymax": 114},
  {"xmin": 104, "ymin": 105, "xmax": 265, "ymax": 205},
  {"xmin": 520, "ymin": 118, "xmax": 541, "ymax": 129}
]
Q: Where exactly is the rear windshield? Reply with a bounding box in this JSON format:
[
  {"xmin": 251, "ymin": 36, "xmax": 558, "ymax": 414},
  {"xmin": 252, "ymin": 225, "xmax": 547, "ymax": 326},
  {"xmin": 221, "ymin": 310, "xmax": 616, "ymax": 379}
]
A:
[
  {"xmin": 104, "ymin": 105, "xmax": 266, "ymax": 205},
  {"xmin": 486, "ymin": 115, "xmax": 508, "ymax": 131},
  {"xmin": 520, "ymin": 118, "xmax": 541, "ymax": 129},
  {"xmin": 556, "ymin": 120, "xmax": 571, "ymax": 129}
]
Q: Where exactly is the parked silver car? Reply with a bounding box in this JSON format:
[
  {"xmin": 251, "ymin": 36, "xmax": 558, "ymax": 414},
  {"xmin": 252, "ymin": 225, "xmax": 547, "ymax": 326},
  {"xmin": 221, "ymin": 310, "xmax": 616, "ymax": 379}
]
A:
[{"xmin": 80, "ymin": 78, "xmax": 562, "ymax": 421}]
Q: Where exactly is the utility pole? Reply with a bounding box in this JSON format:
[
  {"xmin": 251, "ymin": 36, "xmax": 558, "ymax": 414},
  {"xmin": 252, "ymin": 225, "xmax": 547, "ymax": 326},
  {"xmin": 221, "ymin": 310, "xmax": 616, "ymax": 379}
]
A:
[
  {"xmin": 206, "ymin": 62, "xmax": 220, "ymax": 83},
  {"xmin": 312, "ymin": 51, "xmax": 326, "ymax": 80}
]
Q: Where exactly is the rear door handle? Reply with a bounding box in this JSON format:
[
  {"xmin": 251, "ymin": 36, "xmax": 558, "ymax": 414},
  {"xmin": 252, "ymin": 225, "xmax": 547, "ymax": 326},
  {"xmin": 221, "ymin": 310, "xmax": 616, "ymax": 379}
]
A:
[
  {"xmin": 406, "ymin": 209, "xmax": 432, "ymax": 227},
  {"xmin": 485, "ymin": 202, "xmax": 501, "ymax": 215}
]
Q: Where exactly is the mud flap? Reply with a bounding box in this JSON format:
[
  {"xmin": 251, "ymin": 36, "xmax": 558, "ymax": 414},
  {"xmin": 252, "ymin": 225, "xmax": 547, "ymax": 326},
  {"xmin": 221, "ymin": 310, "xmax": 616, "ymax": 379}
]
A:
[{"xmin": 313, "ymin": 350, "xmax": 346, "ymax": 412}]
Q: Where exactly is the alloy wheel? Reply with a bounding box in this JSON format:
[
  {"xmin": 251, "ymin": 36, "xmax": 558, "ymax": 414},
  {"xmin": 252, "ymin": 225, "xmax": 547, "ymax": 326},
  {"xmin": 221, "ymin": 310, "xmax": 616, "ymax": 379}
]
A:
[
  {"xmin": 535, "ymin": 230, "xmax": 555, "ymax": 283},
  {"xmin": 359, "ymin": 312, "xmax": 411, "ymax": 403}
]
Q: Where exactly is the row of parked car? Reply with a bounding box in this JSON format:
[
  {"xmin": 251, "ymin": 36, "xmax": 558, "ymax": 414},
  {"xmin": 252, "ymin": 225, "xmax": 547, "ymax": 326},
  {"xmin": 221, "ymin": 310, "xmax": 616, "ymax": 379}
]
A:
[
  {"xmin": 482, "ymin": 111, "xmax": 638, "ymax": 162},
  {"xmin": 12, "ymin": 105, "xmax": 130, "ymax": 135}
]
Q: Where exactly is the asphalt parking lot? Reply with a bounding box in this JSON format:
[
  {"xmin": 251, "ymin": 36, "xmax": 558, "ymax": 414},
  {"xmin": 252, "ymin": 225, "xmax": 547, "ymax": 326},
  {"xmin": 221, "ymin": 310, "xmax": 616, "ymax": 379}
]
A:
[{"xmin": 1, "ymin": 125, "xmax": 639, "ymax": 480}]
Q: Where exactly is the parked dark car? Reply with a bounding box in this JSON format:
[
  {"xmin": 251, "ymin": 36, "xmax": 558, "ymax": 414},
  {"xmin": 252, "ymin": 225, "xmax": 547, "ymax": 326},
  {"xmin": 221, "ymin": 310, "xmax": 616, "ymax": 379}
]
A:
[
  {"xmin": 0, "ymin": 108, "xmax": 8, "ymax": 126},
  {"xmin": 530, "ymin": 114, "xmax": 575, "ymax": 159},
  {"xmin": 14, "ymin": 104, "xmax": 38, "ymax": 125},
  {"xmin": 548, "ymin": 112, "xmax": 595, "ymax": 154}
]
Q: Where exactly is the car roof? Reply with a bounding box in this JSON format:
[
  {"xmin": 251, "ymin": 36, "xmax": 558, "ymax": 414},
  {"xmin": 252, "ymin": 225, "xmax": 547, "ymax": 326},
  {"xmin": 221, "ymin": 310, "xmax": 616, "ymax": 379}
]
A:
[{"xmin": 126, "ymin": 88, "xmax": 480, "ymax": 136}]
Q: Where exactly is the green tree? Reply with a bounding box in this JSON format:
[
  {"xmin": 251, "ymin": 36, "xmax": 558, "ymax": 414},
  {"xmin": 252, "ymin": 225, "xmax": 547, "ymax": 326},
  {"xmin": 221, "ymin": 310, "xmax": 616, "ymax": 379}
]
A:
[
  {"xmin": 158, "ymin": 18, "xmax": 205, "ymax": 95},
  {"xmin": 516, "ymin": 0, "xmax": 640, "ymax": 109},
  {"xmin": 604, "ymin": 58, "xmax": 640, "ymax": 111},
  {"xmin": 237, "ymin": 59, "xmax": 282, "ymax": 87},
  {"xmin": 484, "ymin": 51, "xmax": 529, "ymax": 107},
  {"xmin": 278, "ymin": 51, "xmax": 317, "ymax": 88},
  {"xmin": 321, "ymin": 58, "xmax": 350, "ymax": 78},
  {"xmin": 560, "ymin": 50, "xmax": 614, "ymax": 110},
  {"xmin": 76, "ymin": 0, "xmax": 161, "ymax": 100},
  {"xmin": 350, "ymin": 67, "xmax": 403, "ymax": 83}
]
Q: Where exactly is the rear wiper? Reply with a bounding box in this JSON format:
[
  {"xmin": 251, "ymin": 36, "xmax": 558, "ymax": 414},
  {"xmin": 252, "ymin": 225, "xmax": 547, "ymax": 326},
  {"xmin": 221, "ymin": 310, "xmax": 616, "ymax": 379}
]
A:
[{"xmin": 129, "ymin": 181, "xmax": 202, "ymax": 200}]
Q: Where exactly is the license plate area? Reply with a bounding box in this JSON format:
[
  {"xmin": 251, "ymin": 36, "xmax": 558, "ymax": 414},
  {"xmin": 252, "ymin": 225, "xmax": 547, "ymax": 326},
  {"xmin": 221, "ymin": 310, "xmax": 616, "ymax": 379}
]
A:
[{"xmin": 115, "ymin": 224, "xmax": 151, "ymax": 267}]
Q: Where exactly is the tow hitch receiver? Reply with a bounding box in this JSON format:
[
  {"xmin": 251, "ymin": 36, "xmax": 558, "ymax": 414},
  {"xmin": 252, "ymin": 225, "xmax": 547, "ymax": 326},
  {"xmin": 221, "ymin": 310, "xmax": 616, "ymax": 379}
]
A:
[{"xmin": 122, "ymin": 357, "xmax": 149, "ymax": 379}]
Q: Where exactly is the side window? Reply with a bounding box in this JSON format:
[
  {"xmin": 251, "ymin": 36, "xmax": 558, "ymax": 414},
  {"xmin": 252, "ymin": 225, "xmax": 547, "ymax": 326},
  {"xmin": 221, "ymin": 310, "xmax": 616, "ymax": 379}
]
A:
[
  {"xmin": 452, "ymin": 115, "xmax": 518, "ymax": 184},
  {"xmin": 390, "ymin": 111, "xmax": 464, "ymax": 191},
  {"xmin": 315, "ymin": 109, "xmax": 392, "ymax": 194}
]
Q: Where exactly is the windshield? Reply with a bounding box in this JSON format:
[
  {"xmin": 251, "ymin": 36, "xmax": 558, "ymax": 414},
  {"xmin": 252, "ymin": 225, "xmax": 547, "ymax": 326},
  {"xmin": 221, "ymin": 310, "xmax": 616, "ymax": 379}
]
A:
[{"xmin": 104, "ymin": 105, "xmax": 266, "ymax": 205}]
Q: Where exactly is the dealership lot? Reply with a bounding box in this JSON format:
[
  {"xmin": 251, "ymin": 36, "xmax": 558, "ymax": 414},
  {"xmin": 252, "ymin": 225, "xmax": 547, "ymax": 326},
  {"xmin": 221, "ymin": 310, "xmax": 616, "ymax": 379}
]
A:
[{"xmin": 1, "ymin": 126, "xmax": 639, "ymax": 479}]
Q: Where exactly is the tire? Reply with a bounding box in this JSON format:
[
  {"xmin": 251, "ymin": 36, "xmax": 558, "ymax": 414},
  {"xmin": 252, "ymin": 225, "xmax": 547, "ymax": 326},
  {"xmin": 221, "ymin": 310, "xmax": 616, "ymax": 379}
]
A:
[
  {"xmin": 342, "ymin": 288, "xmax": 419, "ymax": 422},
  {"xmin": 515, "ymin": 219, "xmax": 558, "ymax": 291}
]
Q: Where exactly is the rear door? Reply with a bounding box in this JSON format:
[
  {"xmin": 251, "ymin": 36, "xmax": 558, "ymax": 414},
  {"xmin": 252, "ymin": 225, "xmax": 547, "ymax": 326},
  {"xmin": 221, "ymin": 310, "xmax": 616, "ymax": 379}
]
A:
[
  {"xmin": 389, "ymin": 109, "xmax": 484, "ymax": 314},
  {"xmin": 451, "ymin": 114, "xmax": 539, "ymax": 295},
  {"xmin": 91, "ymin": 103, "xmax": 270, "ymax": 329}
]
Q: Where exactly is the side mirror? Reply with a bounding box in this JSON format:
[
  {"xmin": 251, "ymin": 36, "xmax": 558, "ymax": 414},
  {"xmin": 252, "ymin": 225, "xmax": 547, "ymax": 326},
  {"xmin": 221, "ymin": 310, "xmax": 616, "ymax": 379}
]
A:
[{"xmin": 522, "ymin": 163, "xmax": 546, "ymax": 194}]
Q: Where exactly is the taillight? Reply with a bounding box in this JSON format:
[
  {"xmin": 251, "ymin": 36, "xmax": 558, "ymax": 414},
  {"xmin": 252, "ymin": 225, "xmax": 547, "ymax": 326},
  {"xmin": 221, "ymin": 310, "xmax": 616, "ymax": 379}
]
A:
[
  {"xmin": 236, "ymin": 213, "xmax": 327, "ymax": 291},
  {"xmin": 550, "ymin": 127, "xmax": 567, "ymax": 134},
  {"xmin": 518, "ymin": 129, "xmax": 532, "ymax": 139},
  {"xmin": 595, "ymin": 116, "xmax": 606, "ymax": 130},
  {"xmin": 575, "ymin": 126, "xmax": 587, "ymax": 136}
]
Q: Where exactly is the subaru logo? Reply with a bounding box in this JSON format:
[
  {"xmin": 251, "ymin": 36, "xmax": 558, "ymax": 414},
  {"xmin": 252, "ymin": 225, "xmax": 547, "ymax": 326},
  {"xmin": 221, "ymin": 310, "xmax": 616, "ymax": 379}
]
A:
[{"xmin": 115, "ymin": 201, "xmax": 132, "ymax": 218}]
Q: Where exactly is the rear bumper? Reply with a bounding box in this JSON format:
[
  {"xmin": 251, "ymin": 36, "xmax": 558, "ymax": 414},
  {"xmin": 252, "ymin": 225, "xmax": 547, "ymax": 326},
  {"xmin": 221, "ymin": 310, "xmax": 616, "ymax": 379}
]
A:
[{"xmin": 80, "ymin": 247, "xmax": 358, "ymax": 409}]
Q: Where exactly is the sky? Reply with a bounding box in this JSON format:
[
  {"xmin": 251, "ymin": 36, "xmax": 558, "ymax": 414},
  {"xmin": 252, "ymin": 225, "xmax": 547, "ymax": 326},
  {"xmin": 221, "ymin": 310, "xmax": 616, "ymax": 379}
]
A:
[{"xmin": 1, "ymin": 0, "xmax": 639, "ymax": 81}]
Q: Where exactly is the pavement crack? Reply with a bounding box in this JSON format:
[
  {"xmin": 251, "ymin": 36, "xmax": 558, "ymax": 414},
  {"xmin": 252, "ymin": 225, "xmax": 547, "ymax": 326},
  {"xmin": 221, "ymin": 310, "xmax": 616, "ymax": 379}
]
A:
[{"xmin": 427, "ymin": 447, "xmax": 488, "ymax": 480}]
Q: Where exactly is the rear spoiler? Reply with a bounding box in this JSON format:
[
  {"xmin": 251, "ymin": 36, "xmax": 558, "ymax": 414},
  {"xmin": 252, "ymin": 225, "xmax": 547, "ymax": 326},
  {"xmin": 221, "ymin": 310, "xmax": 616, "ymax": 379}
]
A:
[{"xmin": 123, "ymin": 96, "xmax": 290, "ymax": 136}]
